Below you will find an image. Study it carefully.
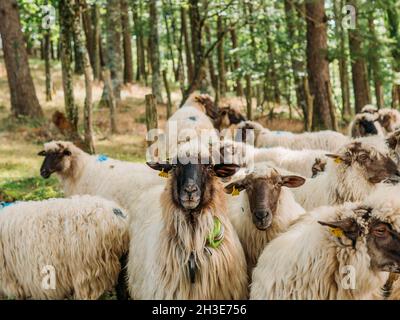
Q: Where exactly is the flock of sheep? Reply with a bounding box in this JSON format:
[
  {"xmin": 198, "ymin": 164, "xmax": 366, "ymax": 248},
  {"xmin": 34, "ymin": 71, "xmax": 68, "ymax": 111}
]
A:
[{"xmin": 2, "ymin": 95, "xmax": 400, "ymax": 300}]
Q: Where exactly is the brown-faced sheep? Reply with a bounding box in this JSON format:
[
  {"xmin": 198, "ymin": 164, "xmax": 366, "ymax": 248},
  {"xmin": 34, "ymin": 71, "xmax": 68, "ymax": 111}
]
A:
[
  {"xmin": 379, "ymin": 108, "xmax": 400, "ymax": 134},
  {"xmin": 224, "ymin": 163, "xmax": 305, "ymax": 270},
  {"xmin": 291, "ymin": 140, "xmax": 400, "ymax": 211},
  {"xmin": 251, "ymin": 187, "xmax": 400, "ymax": 299}
]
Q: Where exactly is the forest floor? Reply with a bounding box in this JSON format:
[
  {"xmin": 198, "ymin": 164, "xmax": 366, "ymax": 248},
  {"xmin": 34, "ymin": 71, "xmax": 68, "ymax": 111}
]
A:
[{"xmin": 0, "ymin": 58, "xmax": 304, "ymax": 202}]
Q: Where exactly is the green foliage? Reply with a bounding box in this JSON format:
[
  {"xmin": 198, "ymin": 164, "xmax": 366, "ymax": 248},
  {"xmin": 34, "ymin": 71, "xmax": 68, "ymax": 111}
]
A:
[{"xmin": 0, "ymin": 177, "xmax": 62, "ymax": 202}]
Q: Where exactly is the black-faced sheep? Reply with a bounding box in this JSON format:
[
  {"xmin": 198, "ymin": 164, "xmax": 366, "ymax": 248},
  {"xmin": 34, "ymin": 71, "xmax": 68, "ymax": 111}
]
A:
[
  {"xmin": 127, "ymin": 142, "xmax": 248, "ymax": 299},
  {"xmin": 349, "ymin": 112, "xmax": 384, "ymax": 138},
  {"xmin": 38, "ymin": 141, "xmax": 162, "ymax": 219}
]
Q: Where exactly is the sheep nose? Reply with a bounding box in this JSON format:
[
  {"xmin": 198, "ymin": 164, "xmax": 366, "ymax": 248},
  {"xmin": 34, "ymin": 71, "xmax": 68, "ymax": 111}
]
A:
[
  {"xmin": 184, "ymin": 184, "xmax": 199, "ymax": 195},
  {"xmin": 255, "ymin": 210, "xmax": 270, "ymax": 220}
]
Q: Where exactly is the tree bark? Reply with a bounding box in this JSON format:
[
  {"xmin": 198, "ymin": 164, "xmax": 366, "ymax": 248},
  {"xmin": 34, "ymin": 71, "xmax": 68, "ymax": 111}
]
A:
[
  {"xmin": 148, "ymin": 0, "xmax": 163, "ymax": 103},
  {"xmin": 120, "ymin": 0, "xmax": 134, "ymax": 84},
  {"xmin": 245, "ymin": 75, "xmax": 252, "ymax": 120},
  {"xmin": 387, "ymin": 8, "xmax": 400, "ymax": 109},
  {"xmin": 217, "ymin": 15, "xmax": 226, "ymax": 96},
  {"xmin": 103, "ymin": 0, "xmax": 123, "ymax": 103},
  {"xmin": 59, "ymin": 0, "xmax": 79, "ymax": 132},
  {"xmin": 91, "ymin": 3, "xmax": 101, "ymax": 80},
  {"xmin": 306, "ymin": 0, "xmax": 334, "ymax": 130},
  {"xmin": 0, "ymin": 0, "xmax": 43, "ymax": 118},
  {"xmin": 205, "ymin": 24, "xmax": 217, "ymax": 92},
  {"xmin": 73, "ymin": 0, "xmax": 95, "ymax": 154},
  {"xmin": 44, "ymin": 30, "xmax": 52, "ymax": 101},
  {"xmin": 103, "ymin": 69, "xmax": 117, "ymax": 134},
  {"xmin": 333, "ymin": 0, "xmax": 352, "ymax": 119},
  {"xmin": 181, "ymin": 6, "xmax": 194, "ymax": 84},
  {"xmin": 145, "ymin": 94, "xmax": 158, "ymax": 133},
  {"xmin": 162, "ymin": 70, "xmax": 172, "ymax": 119},
  {"xmin": 230, "ymin": 27, "xmax": 243, "ymax": 96},
  {"xmin": 348, "ymin": 0, "xmax": 370, "ymax": 113},
  {"xmin": 72, "ymin": 14, "xmax": 85, "ymax": 75}
]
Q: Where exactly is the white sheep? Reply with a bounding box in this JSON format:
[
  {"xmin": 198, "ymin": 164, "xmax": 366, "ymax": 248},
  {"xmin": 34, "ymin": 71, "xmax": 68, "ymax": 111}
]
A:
[
  {"xmin": 220, "ymin": 140, "xmax": 328, "ymax": 178},
  {"xmin": 348, "ymin": 112, "xmax": 385, "ymax": 138},
  {"xmin": 127, "ymin": 142, "xmax": 248, "ymax": 299},
  {"xmin": 39, "ymin": 141, "xmax": 163, "ymax": 220},
  {"xmin": 0, "ymin": 195, "xmax": 129, "ymax": 300},
  {"xmin": 223, "ymin": 163, "xmax": 305, "ymax": 270},
  {"xmin": 291, "ymin": 139, "xmax": 400, "ymax": 211},
  {"xmin": 235, "ymin": 121, "xmax": 349, "ymax": 152},
  {"xmin": 379, "ymin": 108, "xmax": 400, "ymax": 134},
  {"xmin": 250, "ymin": 189, "xmax": 400, "ymax": 300}
]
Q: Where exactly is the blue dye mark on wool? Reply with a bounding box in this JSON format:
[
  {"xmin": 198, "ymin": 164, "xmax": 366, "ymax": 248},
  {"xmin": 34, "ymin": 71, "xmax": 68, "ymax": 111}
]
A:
[
  {"xmin": 97, "ymin": 154, "xmax": 109, "ymax": 162},
  {"xmin": 0, "ymin": 202, "xmax": 15, "ymax": 210},
  {"xmin": 189, "ymin": 116, "xmax": 197, "ymax": 121}
]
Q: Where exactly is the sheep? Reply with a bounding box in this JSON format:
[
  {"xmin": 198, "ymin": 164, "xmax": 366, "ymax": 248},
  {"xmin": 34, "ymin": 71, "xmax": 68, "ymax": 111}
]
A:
[
  {"xmin": 127, "ymin": 142, "xmax": 248, "ymax": 299},
  {"xmin": 251, "ymin": 187, "xmax": 400, "ymax": 300},
  {"xmin": 349, "ymin": 112, "xmax": 385, "ymax": 138},
  {"xmin": 223, "ymin": 163, "xmax": 305, "ymax": 270},
  {"xmin": 379, "ymin": 108, "xmax": 400, "ymax": 134},
  {"xmin": 361, "ymin": 104, "xmax": 378, "ymax": 114},
  {"xmin": 163, "ymin": 94, "xmax": 219, "ymax": 158},
  {"xmin": 386, "ymin": 128, "xmax": 400, "ymax": 164},
  {"xmin": 0, "ymin": 195, "xmax": 129, "ymax": 300},
  {"xmin": 291, "ymin": 139, "xmax": 400, "ymax": 211},
  {"xmin": 220, "ymin": 140, "xmax": 329, "ymax": 178},
  {"xmin": 38, "ymin": 141, "xmax": 163, "ymax": 219},
  {"xmin": 235, "ymin": 120, "xmax": 349, "ymax": 152}
]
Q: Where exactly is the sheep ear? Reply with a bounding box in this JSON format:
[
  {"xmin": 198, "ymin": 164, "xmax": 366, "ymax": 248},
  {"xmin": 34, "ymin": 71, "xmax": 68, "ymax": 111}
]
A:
[
  {"xmin": 318, "ymin": 218, "xmax": 360, "ymax": 243},
  {"xmin": 37, "ymin": 150, "xmax": 46, "ymax": 156},
  {"xmin": 213, "ymin": 163, "xmax": 240, "ymax": 178},
  {"xmin": 224, "ymin": 180, "xmax": 246, "ymax": 194},
  {"xmin": 326, "ymin": 153, "xmax": 345, "ymax": 163},
  {"xmin": 281, "ymin": 175, "xmax": 305, "ymax": 188},
  {"xmin": 146, "ymin": 162, "xmax": 173, "ymax": 173}
]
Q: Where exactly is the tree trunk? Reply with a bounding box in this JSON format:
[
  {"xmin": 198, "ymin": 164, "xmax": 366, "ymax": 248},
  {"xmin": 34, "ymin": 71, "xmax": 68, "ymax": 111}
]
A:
[
  {"xmin": 132, "ymin": 0, "xmax": 144, "ymax": 82},
  {"xmin": 284, "ymin": 0, "xmax": 308, "ymax": 129},
  {"xmin": 91, "ymin": 3, "xmax": 101, "ymax": 80},
  {"xmin": 245, "ymin": 74, "xmax": 252, "ymax": 120},
  {"xmin": 73, "ymin": 0, "xmax": 95, "ymax": 154},
  {"xmin": 120, "ymin": 0, "xmax": 134, "ymax": 84},
  {"xmin": 162, "ymin": 1, "xmax": 177, "ymax": 80},
  {"xmin": 306, "ymin": 0, "xmax": 334, "ymax": 130},
  {"xmin": 103, "ymin": 0, "xmax": 123, "ymax": 103},
  {"xmin": 148, "ymin": 0, "xmax": 163, "ymax": 103},
  {"xmin": 217, "ymin": 15, "xmax": 226, "ymax": 96},
  {"xmin": 145, "ymin": 93, "xmax": 158, "ymax": 133},
  {"xmin": 368, "ymin": 12, "xmax": 384, "ymax": 109},
  {"xmin": 81, "ymin": 0, "xmax": 94, "ymax": 71},
  {"xmin": 44, "ymin": 30, "xmax": 52, "ymax": 101},
  {"xmin": 205, "ymin": 24, "xmax": 217, "ymax": 93},
  {"xmin": 103, "ymin": 69, "xmax": 117, "ymax": 134},
  {"xmin": 348, "ymin": 0, "xmax": 370, "ymax": 113},
  {"xmin": 181, "ymin": 6, "xmax": 193, "ymax": 84},
  {"xmin": 59, "ymin": 0, "xmax": 80, "ymax": 139},
  {"xmin": 333, "ymin": 0, "xmax": 352, "ymax": 119},
  {"xmin": 230, "ymin": 27, "xmax": 243, "ymax": 96},
  {"xmin": 72, "ymin": 18, "xmax": 85, "ymax": 75},
  {"xmin": 387, "ymin": 8, "xmax": 400, "ymax": 109},
  {"xmin": 0, "ymin": 0, "xmax": 43, "ymax": 118},
  {"xmin": 162, "ymin": 70, "xmax": 172, "ymax": 119}
]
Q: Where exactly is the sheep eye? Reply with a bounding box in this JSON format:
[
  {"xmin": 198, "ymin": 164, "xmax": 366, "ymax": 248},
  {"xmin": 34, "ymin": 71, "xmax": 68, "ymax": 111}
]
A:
[
  {"xmin": 358, "ymin": 154, "xmax": 369, "ymax": 162},
  {"xmin": 373, "ymin": 225, "xmax": 388, "ymax": 238}
]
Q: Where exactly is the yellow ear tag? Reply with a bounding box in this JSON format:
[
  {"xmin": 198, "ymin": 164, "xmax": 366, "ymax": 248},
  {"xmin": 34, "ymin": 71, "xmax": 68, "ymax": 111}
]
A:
[
  {"xmin": 334, "ymin": 157, "xmax": 342, "ymax": 164},
  {"xmin": 329, "ymin": 227, "xmax": 344, "ymax": 238},
  {"xmin": 159, "ymin": 169, "xmax": 169, "ymax": 178},
  {"xmin": 231, "ymin": 186, "xmax": 240, "ymax": 196}
]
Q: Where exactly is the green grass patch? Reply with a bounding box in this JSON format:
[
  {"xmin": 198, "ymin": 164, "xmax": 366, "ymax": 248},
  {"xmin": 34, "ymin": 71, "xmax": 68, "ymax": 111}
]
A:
[{"xmin": 0, "ymin": 176, "xmax": 62, "ymax": 202}]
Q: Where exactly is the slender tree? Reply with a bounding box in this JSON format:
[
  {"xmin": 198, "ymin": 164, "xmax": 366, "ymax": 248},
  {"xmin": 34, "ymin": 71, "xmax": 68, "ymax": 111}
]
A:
[
  {"xmin": 387, "ymin": 7, "xmax": 400, "ymax": 108},
  {"xmin": 148, "ymin": 0, "xmax": 163, "ymax": 102},
  {"xmin": 121, "ymin": 0, "xmax": 134, "ymax": 84},
  {"xmin": 306, "ymin": 0, "xmax": 336, "ymax": 130},
  {"xmin": 0, "ymin": 0, "xmax": 43, "ymax": 118}
]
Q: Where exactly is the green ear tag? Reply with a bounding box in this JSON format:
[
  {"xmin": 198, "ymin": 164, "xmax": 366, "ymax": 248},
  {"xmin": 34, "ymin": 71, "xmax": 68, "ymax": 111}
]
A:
[{"xmin": 207, "ymin": 217, "xmax": 224, "ymax": 249}]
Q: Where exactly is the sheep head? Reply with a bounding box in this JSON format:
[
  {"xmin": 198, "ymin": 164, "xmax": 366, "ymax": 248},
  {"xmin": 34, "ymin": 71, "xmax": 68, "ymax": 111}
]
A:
[
  {"xmin": 319, "ymin": 203, "xmax": 400, "ymax": 273},
  {"xmin": 147, "ymin": 143, "xmax": 240, "ymax": 213},
  {"xmin": 311, "ymin": 157, "xmax": 327, "ymax": 178},
  {"xmin": 352, "ymin": 113, "xmax": 381, "ymax": 137},
  {"xmin": 224, "ymin": 167, "xmax": 305, "ymax": 230},
  {"xmin": 38, "ymin": 141, "xmax": 75, "ymax": 178},
  {"xmin": 216, "ymin": 106, "xmax": 246, "ymax": 131},
  {"xmin": 379, "ymin": 109, "xmax": 400, "ymax": 133},
  {"xmin": 326, "ymin": 141, "xmax": 400, "ymax": 184}
]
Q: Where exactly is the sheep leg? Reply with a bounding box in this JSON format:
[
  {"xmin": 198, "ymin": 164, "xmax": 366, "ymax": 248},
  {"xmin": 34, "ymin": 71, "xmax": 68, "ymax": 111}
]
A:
[{"xmin": 115, "ymin": 252, "xmax": 130, "ymax": 300}]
